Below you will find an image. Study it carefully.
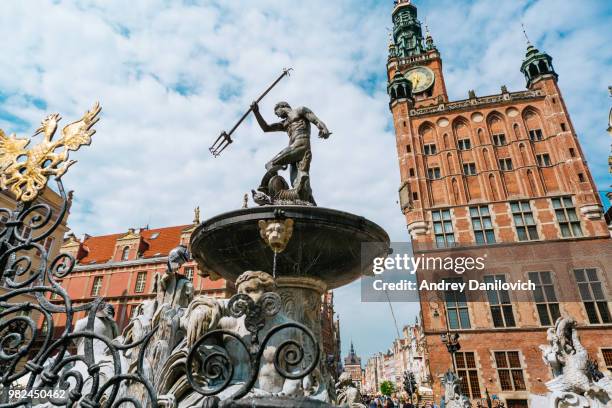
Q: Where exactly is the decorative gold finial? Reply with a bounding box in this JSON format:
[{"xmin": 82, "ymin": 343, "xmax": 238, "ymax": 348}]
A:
[
  {"xmin": 258, "ymin": 218, "xmax": 294, "ymax": 254},
  {"xmin": 193, "ymin": 206, "xmax": 200, "ymax": 224},
  {"xmin": 0, "ymin": 102, "xmax": 101, "ymax": 202},
  {"xmin": 521, "ymin": 22, "xmax": 532, "ymax": 46}
]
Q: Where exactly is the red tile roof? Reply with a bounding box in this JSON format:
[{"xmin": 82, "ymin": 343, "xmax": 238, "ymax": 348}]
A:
[{"xmin": 78, "ymin": 225, "xmax": 191, "ymax": 264}]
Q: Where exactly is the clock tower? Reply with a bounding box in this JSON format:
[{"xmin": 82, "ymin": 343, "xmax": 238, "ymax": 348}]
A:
[
  {"xmin": 387, "ymin": 0, "xmax": 448, "ymax": 106},
  {"xmin": 386, "ymin": 1, "xmax": 611, "ymax": 406}
]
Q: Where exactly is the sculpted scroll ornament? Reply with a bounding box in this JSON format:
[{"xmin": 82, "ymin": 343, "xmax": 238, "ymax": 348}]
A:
[{"xmin": 0, "ymin": 102, "xmax": 101, "ymax": 202}]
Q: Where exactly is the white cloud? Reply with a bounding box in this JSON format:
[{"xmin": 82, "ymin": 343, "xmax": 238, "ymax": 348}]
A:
[{"xmin": 1, "ymin": 0, "xmax": 610, "ymax": 361}]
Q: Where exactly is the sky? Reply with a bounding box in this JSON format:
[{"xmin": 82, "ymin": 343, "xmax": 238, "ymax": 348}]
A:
[{"xmin": 1, "ymin": 0, "xmax": 611, "ymax": 362}]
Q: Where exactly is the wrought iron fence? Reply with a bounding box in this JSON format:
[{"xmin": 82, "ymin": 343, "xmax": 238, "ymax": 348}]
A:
[{"xmin": 0, "ymin": 179, "xmax": 318, "ymax": 407}]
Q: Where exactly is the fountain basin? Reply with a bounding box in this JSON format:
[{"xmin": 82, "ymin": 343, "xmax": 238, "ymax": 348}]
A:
[{"xmin": 190, "ymin": 206, "xmax": 389, "ymax": 289}]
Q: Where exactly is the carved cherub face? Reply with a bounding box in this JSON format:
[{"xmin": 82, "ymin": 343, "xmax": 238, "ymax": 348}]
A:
[
  {"xmin": 258, "ymin": 219, "xmax": 294, "ymax": 253},
  {"xmin": 236, "ymin": 271, "xmax": 276, "ymax": 303},
  {"xmin": 238, "ymin": 277, "xmax": 266, "ymax": 303}
]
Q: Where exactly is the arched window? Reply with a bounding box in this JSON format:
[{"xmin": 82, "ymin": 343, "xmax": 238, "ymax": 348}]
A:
[
  {"xmin": 519, "ymin": 143, "xmax": 528, "ymax": 166},
  {"xmin": 513, "ymin": 123, "xmax": 521, "ymax": 140},
  {"xmin": 121, "ymin": 246, "xmax": 130, "ymax": 261},
  {"xmin": 443, "ymin": 133, "xmax": 449, "ymax": 149},
  {"xmin": 483, "ymin": 148, "xmax": 491, "ymax": 170},
  {"xmin": 447, "ymin": 153, "xmax": 454, "ymax": 174},
  {"xmin": 523, "ymin": 108, "xmax": 544, "ymax": 141},
  {"xmin": 477, "ymin": 128, "xmax": 484, "ymax": 145},
  {"xmin": 452, "ymin": 178, "xmax": 460, "ymax": 204},
  {"xmin": 489, "ymin": 174, "xmax": 499, "ymax": 201},
  {"xmin": 527, "ymin": 170, "xmax": 537, "ymax": 196}
]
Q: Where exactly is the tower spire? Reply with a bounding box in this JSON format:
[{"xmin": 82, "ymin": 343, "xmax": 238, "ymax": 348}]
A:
[
  {"xmin": 521, "ymin": 22, "xmax": 532, "ymax": 46},
  {"xmin": 391, "ymin": 0, "xmax": 424, "ymax": 57}
]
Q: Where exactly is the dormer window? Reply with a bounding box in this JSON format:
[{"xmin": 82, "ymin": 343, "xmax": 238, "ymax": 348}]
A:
[{"xmin": 121, "ymin": 246, "xmax": 130, "ymax": 261}]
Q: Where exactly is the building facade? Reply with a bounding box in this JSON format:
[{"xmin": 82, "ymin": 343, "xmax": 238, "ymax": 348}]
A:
[
  {"xmin": 344, "ymin": 342, "xmax": 363, "ymax": 389},
  {"xmin": 362, "ymin": 321, "xmax": 432, "ymax": 401},
  {"xmin": 387, "ymin": 1, "xmax": 612, "ymax": 407},
  {"xmin": 321, "ymin": 291, "xmax": 342, "ymax": 380},
  {"xmin": 45, "ymin": 218, "xmax": 233, "ymax": 336}
]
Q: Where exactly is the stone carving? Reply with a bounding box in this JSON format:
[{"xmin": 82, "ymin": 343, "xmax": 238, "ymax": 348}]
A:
[
  {"xmin": 258, "ymin": 219, "xmax": 294, "ymax": 253},
  {"xmin": 409, "ymin": 89, "xmax": 543, "ymax": 117},
  {"xmin": 532, "ymin": 316, "xmax": 612, "ymax": 408},
  {"xmin": 250, "ymin": 100, "xmax": 331, "ymax": 206},
  {"xmin": 440, "ymin": 370, "xmax": 471, "ymax": 408},
  {"xmin": 335, "ymin": 372, "xmax": 365, "ymax": 407}
]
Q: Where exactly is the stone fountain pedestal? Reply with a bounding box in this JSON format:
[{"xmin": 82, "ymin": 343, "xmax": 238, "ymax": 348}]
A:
[{"xmin": 190, "ymin": 205, "xmax": 389, "ymax": 406}]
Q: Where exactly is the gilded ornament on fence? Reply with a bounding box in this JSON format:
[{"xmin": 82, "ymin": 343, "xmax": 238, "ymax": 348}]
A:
[{"xmin": 0, "ymin": 102, "xmax": 101, "ymax": 202}]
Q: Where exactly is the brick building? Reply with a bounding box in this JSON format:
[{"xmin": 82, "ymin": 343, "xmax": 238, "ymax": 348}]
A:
[
  {"xmin": 362, "ymin": 321, "xmax": 432, "ymax": 401},
  {"xmin": 46, "ymin": 218, "xmax": 233, "ymax": 335},
  {"xmin": 387, "ymin": 1, "xmax": 612, "ymax": 407}
]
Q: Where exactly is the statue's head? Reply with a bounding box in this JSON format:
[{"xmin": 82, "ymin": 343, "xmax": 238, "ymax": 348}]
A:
[
  {"xmin": 236, "ymin": 270, "xmax": 276, "ymax": 303},
  {"xmin": 96, "ymin": 301, "xmax": 115, "ymax": 318},
  {"xmin": 274, "ymin": 101, "xmax": 291, "ymax": 118},
  {"xmin": 168, "ymin": 244, "xmax": 190, "ymax": 271}
]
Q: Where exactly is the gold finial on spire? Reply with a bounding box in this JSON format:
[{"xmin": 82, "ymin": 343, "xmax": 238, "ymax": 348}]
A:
[
  {"xmin": 193, "ymin": 206, "xmax": 200, "ymax": 224},
  {"xmin": 521, "ymin": 22, "xmax": 532, "ymax": 46}
]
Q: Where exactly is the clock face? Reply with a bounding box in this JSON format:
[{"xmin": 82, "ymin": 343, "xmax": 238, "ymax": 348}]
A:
[{"xmin": 405, "ymin": 66, "xmax": 435, "ymax": 94}]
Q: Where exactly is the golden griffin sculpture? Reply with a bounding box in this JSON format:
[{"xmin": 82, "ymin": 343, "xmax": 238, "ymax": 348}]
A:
[{"xmin": 0, "ymin": 102, "xmax": 101, "ymax": 202}]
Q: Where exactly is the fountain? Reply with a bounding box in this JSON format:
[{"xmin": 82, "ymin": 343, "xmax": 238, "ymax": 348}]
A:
[
  {"xmin": 0, "ymin": 93, "xmax": 389, "ymax": 408},
  {"xmin": 177, "ymin": 98, "xmax": 389, "ymax": 406}
]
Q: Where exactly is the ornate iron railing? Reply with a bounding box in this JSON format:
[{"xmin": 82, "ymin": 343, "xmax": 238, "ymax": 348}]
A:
[{"xmin": 0, "ymin": 179, "xmax": 319, "ymax": 408}]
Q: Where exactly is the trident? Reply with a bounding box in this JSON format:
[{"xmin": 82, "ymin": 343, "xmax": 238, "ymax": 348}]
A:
[{"xmin": 209, "ymin": 68, "xmax": 293, "ymax": 157}]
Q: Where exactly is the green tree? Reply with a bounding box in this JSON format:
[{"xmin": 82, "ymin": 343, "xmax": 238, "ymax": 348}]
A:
[{"xmin": 380, "ymin": 380, "xmax": 396, "ymax": 396}]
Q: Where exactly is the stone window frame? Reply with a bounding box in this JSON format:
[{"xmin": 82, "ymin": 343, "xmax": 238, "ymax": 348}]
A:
[
  {"xmin": 423, "ymin": 143, "xmax": 437, "ymax": 155},
  {"xmin": 457, "ymin": 138, "xmax": 471, "ymax": 150},
  {"xmin": 510, "ymin": 200, "xmax": 539, "ymax": 241},
  {"xmin": 492, "ymin": 133, "xmax": 507, "ymax": 146},
  {"xmin": 185, "ymin": 266, "xmax": 195, "ymax": 282},
  {"xmin": 492, "ymin": 350, "xmax": 528, "ymax": 392},
  {"xmin": 432, "ymin": 209, "xmax": 455, "ymax": 248},
  {"xmin": 453, "ymin": 351, "xmax": 481, "ymax": 399},
  {"xmin": 121, "ymin": 245, "xmax": 130, "ymax": 261},
  {"xmin": 443, "ymin": 276, "xmax": 471, "ymax": 329},
  {"xmin": 527, "ymin": 271, "xmax": 561, "ymax": 326},
  {"xmin": 469, "ymin": 205, "xmax": 496, "ymax": 244},
  {"xmin": 483, "ymin": 274, "xmax": 516, "ymax": 328},
  {"xmin": 536, "ymin": 153, "xmax": 552, "ymax": 167},
  {"xmin": 601, "ymin": 348, "xmax": 612, "ymax": 374},
  {"xmin": 90, "ymin": 276, "xmax": 103, "ymax": 297},
  {"xmin": 427, "ymin": 167, "xmax": 441, "ymax": 179},
  {"xmin": 573, "ymin": 267, "xmax": 612, "ymax": 325},
  {"xmin": 134, "ymin": 271, "xmax": 147, "ymax": 293},
  {"xmin": 528, "ymin": 128, "xmax": 543, "ymax": 141},
  {"xmin": 498, "ymin": 157, "xmax": 513, "ymax": 171},
  {"xmin": 462, "ymin": 162, "xmax": 477, "ymax": 176},
  {"xmin": 551, "ymin": 196, "xmax": 582, "ymax": 238}
]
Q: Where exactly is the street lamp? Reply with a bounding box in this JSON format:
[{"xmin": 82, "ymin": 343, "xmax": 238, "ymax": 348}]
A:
[{"xmin": 440, "ymin": 331, "xmax": 461, "ymax": 371}]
